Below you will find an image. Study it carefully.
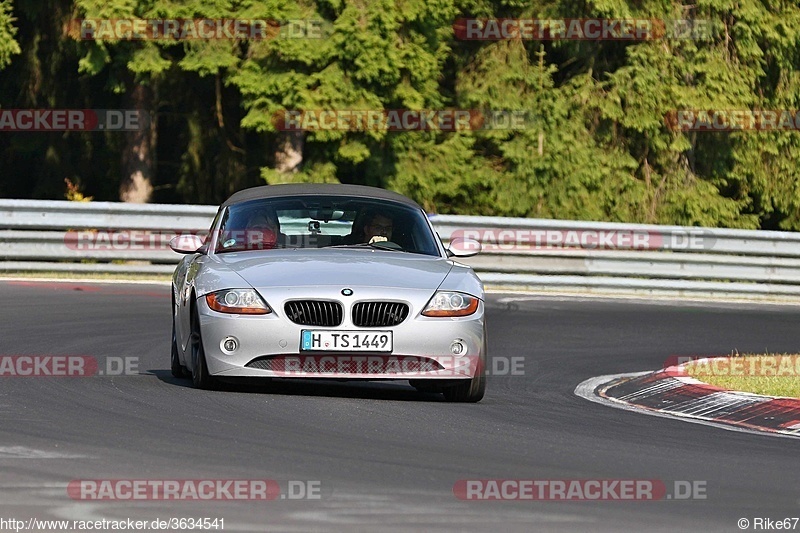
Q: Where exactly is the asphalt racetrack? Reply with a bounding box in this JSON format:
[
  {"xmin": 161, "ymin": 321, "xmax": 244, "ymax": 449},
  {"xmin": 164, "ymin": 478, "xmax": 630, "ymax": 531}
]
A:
[{"xmin": 1, "ymin": 280, "xmax": 800, "ymax": 532}]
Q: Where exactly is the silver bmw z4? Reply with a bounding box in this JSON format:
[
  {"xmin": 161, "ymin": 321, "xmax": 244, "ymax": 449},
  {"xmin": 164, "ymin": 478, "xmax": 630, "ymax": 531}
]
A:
[{"xmin": 169, "ymin": 184, "xmax": 486, "ymax": 402}]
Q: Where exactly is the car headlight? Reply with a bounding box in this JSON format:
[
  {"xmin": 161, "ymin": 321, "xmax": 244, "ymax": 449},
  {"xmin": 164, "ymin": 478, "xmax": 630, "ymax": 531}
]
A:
[
  {"xmin": 205, "ymin": 289, "xmax": 271, "ymax": 315},
  {"xmin": 421, "ymin": 291, "xmax": 479, "ymax": 317}
]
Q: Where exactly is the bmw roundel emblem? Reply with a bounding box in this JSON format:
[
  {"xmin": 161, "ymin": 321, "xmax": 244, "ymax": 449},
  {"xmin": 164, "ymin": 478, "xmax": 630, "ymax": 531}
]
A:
[{"xmin": 341, "ymin": 288, "xmax": 353, "ymax": 296}]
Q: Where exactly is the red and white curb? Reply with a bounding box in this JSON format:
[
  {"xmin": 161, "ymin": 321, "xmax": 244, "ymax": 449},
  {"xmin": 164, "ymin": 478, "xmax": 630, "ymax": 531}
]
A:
[{"xmin": 575, "ymin": 361, "xmax": 800, "ymax": 439}]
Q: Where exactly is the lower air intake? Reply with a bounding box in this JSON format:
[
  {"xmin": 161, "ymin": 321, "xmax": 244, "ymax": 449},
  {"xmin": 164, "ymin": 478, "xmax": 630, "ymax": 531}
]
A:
[{"xmin": 246, "ymin": 355, "xmax": 445, "ymax": 374}]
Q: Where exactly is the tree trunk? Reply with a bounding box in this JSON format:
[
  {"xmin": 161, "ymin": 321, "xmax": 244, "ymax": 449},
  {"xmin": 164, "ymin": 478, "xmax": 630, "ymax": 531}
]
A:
[{"xmin": 119, "ymin": 82, "xmax": 155, "ymax": 203}]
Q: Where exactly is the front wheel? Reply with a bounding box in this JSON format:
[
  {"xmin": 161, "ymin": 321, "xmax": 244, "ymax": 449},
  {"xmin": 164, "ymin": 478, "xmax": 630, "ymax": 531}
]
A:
[
  {"xmin": 442, "ymin": 372, "xmax": 485, "ymax": 402},
  {"xmin": 190, "ymin": 307, "xmax": 217, "ymax": 390},
  {"xmin": 170, "ymin": 323, "xmax": 187, "ymax": 378},
  {"xmin": 442, "ymin": 338, "xmax": 487, "ymax": 403},
  {"xmin": 171, "ymin": 296, "xmax": 188, "ymax": 379}
]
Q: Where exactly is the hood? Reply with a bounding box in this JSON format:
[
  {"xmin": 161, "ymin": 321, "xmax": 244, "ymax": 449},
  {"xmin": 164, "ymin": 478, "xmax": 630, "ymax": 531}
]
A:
[{"xmin": 214, "ymin": 248, "xmax": 453, "ymax": 290}]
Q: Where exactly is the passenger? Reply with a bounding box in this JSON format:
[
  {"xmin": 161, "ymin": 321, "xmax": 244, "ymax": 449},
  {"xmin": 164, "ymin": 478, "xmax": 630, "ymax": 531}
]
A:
[{"xmin": 243, "ymin": 208, "xmax": 286, "ymax": 249}]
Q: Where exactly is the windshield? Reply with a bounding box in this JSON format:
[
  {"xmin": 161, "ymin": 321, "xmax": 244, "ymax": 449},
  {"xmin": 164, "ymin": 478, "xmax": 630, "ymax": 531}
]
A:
[{"xmin": 214, "ymin": 195, "xmax": 440, "ymax": 256}]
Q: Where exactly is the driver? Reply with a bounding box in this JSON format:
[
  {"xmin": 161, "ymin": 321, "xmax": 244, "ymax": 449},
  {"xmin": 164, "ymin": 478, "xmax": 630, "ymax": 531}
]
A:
[
  {"xmin": 342, "ymin": 211, "xmax": 394, "ymax": 244},
  {"xmin": 362, "ymin": 213, "xmax": 393, "ymax": 243}
]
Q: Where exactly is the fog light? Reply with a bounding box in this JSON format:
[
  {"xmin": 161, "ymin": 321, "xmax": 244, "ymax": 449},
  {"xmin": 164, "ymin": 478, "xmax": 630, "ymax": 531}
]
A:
[
  {"xmin": 450, "ymin": 339, "xmax": 466, "ymax": 356},
  {"xmin": 221, "ymin": 336, "xmax": 238, "ymax": 354}
]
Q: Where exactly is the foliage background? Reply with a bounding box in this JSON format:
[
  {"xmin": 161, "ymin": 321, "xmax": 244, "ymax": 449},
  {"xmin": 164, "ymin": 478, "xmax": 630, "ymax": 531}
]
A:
[{"xmin": 0, "ymin": 0, "xmax": 799, "ymax": 229}]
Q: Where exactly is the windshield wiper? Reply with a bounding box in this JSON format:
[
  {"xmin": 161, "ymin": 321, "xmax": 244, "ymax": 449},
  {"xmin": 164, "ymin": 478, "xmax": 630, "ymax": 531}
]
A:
[{"xmin": 329, "ymin": 242, "xmax": 408, "ymax": 252}]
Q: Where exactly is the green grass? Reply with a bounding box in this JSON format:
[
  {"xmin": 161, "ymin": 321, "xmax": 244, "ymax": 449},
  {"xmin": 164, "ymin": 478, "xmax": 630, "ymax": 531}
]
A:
[{"xmin": 684, "ymin": 354, "xmax": 800, "ymax": 398}]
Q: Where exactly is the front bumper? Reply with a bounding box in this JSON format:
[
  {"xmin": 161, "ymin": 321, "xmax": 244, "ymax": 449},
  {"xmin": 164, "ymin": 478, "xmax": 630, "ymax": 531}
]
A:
[{"xmin": 196, "ymin": 289, "xmax": 485, "ymax": 380}]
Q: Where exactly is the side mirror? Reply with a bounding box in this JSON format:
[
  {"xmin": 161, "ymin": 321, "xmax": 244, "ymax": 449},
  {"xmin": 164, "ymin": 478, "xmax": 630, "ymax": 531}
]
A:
[
  {"xmin": 169, "ymin": 234, "xmax": 205, "ymax": 254},
  {"xmin": 446, "ymin": 237, "xmax": 481, "ymax": 258}
]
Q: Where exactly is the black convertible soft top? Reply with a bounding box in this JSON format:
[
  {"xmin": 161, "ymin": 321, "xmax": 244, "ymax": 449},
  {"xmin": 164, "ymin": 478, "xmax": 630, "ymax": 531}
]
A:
[{"xmin": 221, "ymin": 184, "xmax": 422, "ymax": 209}]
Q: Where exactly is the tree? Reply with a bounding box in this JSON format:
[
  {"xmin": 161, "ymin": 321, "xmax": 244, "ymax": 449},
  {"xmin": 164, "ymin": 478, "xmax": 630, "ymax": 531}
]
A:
[
  {"xmin": 0, "ymin": 0, "xmax": 20, "ymax": 69},
  {"xmin": 2, "ymin": 0, "xmax": 800, "ymax": 232}
]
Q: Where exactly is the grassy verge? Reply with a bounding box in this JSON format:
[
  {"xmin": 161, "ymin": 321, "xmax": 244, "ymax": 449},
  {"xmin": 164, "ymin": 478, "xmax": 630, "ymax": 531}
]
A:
[{"xmin": 684, "ymin": 354, "xmax": 800, "ymax": 398}]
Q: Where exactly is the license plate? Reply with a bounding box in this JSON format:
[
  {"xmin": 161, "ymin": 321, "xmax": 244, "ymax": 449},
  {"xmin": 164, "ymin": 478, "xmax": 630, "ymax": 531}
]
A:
[{"xmin": 301, "ymin": 330, "xmax": 393, "ymax": 352}]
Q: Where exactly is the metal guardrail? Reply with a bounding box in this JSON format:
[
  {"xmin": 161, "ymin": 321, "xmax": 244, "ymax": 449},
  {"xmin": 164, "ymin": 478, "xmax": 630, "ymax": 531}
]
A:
[{"xmin": 2, "ymin": 199, "xmax": 800, "ymax": 300}]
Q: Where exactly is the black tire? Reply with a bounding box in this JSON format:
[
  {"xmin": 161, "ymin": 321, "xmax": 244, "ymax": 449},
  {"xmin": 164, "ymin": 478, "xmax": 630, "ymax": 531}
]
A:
[
  {"xmin": 170, "ymin": 323, "xmax": 186, "ymax": 378},
  {"xmin": 442, "ymin": 337, "xmax": 487, "ymax": 403},
  {"xmin": 442, "ymin": 373, "xmax": 485, "ymax": 403},
  {"xmin": 171, "ymin": 296, "xmax": 188, "ymax": 379},
  {"xmin": 190, "ymin": 305, "xmax": 216, "ymax": 390}
]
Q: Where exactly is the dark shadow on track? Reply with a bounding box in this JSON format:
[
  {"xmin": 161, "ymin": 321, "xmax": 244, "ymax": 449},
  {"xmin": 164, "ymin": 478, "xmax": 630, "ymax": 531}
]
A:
[{"xmin": 149, "ymin": 368, "xmax": 447, "ymax": 402}]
